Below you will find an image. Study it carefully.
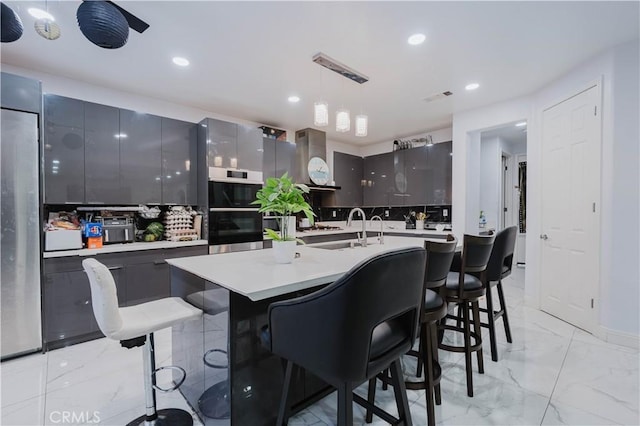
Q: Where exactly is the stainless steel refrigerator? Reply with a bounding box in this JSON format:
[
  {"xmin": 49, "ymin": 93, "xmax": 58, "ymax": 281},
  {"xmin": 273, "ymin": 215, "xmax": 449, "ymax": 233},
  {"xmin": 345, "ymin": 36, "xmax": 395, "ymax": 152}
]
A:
[{"xmin": 1, "ymin": 107, "xmax": 42, "ymax": 359}]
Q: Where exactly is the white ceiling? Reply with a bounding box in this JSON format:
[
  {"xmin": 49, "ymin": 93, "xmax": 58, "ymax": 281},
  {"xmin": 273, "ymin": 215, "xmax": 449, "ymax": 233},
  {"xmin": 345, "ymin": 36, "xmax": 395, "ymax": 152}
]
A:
[{"xmin": 2, "ymin": 1, "xmax": 638, "ymax": 145}]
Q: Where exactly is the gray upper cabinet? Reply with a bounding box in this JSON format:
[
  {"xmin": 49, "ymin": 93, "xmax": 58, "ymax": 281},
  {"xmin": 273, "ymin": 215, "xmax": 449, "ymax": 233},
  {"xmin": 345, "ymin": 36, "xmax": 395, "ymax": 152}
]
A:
[
  {"xmin": 426, "ymin": 141, "xmax": 452, "ymax": 204},
  {"xmin": 44, "ymin": 95, "xmax": 85, "ymax": 204},
  {"xmin": 205, "ymin": 118, "xmax": 263, "ymax": 173},
  {"xmin": 363, "ymin": 153, "xmax": 391, "ymax": 207},
  {"xmin": 237, "ymin": 124, "xmax": 263, "ymax": 172},
  {"xmin": 119, "ymin": 109, "xmax": 162, "ymax": 204},
  {"xmin": 262, "ymin": 137, "xmax": 276, "ymax": 180},
  {"xmin": 275, "ymin": 140, "xmax": 296, "ymax": 178},
  {"xmin": 207, "ymin": 118, "xmax": 237, "ymax": 169},
  {"xmin": 1, "ymin": 72, "xmax": 41, "ymax": 114},
  {"xmin": 333, "ymin": 152, "xmax": 363, "ymax": 207},
  {"xmin": 404, "ymin": 147, "xmax": 429, "ymax": 206},
  {"xmin": 161, "ymin": 118, "xmax": 197, "ymax": 205},
  {"xmin": 84, "ymin": 102, "xmax": 120, "ymax": 204}
]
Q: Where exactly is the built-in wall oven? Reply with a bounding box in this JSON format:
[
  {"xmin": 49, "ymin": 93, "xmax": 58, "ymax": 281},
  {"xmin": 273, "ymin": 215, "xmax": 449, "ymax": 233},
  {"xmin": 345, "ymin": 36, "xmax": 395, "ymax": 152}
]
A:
[{"xmin": 208, "ymin": 168, "xmax": 264, "ymax": 254}]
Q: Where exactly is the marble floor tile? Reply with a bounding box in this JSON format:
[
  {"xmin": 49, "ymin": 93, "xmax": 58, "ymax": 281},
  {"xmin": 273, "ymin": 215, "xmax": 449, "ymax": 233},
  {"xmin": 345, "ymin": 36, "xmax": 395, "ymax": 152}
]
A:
[
  {"xmin": 1, "ymin": 352, "xmax": 48, "ymax": 407},
  {"xmin": 413, "ymin": 362, "xmax": 550, "ymax": 425},
  {"xmin": 541, "ymin": 400, "xmax": 622, "ymax": 425},
  {"xmin": 0, "ymin": 394, "xmax": 46, "ymax": 426},
  {"xmin": 552, "ymin": 339, "xmax": 640, "ymax": 425},
  {"xmin": 287, "ymin": 409, "xmax": 329, "ymax": 425},
  {"xmin": 571, "ymin": 328, "xmax": 639, "ymax": 354}
]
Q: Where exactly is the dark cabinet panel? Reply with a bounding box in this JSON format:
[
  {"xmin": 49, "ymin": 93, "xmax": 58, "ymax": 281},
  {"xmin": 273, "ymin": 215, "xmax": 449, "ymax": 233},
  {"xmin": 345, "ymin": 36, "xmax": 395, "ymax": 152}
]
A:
[
  {"xmin": 404, "ymin": 147, "xmax": 429, "ymax": 206},
  {"xmin": 43, "ymin": 125, "xmax": 85, "ymax": 204},
  {"xmin": 426, "ymin": 141, "xmax": 452, "ymax": 204},
  {"xmin": 84, "ymin": 102, "xmax": 120, "ymax": 204},
  {"xmin": 333, "ymin": 152, "xmax": 363, "ymax": 207},
  {"xmin": 262, "ymin": 138, "xmax": 276, "ymax": 180},
  {"xmin": 44, "ymin": 95, "xmax": 84, "ymax": 128},
  {"xmin": 237, "ymin": 124, "xmax": 263, "ymax": 172},
  {"xmin": 161, "ymin": 118, "xmax": 197, "ymax": 205},
  {"xmin": 275, "ymin": 140, "xmax": 296, "ymax": 178},
  {"xmin": 363, "ymin": 153, "xmax": 394, "ymax": 207},
  {"xmin": 44, "ymin": 271, "xmax": 100, "ymax": 346},
  {"xmin": 119, "ymin": 109, "xmax": 162, "ymax": 204},
  {"xmin": 207, "ymin": 118, "xmax": 237, "ymax": 169},
  {"xmin": 125, "ymin": 261, "xmax": 170, "ymax": 306}
]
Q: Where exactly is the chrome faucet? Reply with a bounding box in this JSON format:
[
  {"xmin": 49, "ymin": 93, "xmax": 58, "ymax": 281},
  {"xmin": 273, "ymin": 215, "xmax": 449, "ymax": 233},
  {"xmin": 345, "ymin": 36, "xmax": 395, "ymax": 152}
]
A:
[
  {"xmin": 370, "ymin": 215, "xmax": 384, "ymax": 244},
  {"xmin": 347, "ymin": 208, "xmax": 367, "ymax": 247}
]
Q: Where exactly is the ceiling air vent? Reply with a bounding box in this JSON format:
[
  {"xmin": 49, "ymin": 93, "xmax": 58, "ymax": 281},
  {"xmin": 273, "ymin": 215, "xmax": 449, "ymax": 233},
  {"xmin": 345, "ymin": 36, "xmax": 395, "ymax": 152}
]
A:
[
  {"xmin": 312, "ymin": 52, "xmax": 369, "ymax": 84},
  {"xmin": 424, "ymin": 91, "xmax": 453, "ymax": 103}
]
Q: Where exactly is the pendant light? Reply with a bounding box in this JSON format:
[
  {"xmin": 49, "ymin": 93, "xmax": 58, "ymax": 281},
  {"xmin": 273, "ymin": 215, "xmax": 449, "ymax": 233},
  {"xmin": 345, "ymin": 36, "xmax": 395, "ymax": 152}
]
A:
[
  {"xmin": 77, "ymin": 1, "xmax": 129, "ymax": 49},
  {"xmin": 314, "ymin": 101, "xmax": 329, "ymax": 127},
  {"xmin": 1, "ymin": 2, "xmax": 23, "ymax": 43},
  {"xmin": 336, "ymin": 108, "xmax": 350, "ymax": 133},
  {"xmin": 355, "ymin": 114, "xmax": 368, "ymax": 137},
  {"xmin": 33, "ymin": 0, "xmax": 60, "ymax": 40}
]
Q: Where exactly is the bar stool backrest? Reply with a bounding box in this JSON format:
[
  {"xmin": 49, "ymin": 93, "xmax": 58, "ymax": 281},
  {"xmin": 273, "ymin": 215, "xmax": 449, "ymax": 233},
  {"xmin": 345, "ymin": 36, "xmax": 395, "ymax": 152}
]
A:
[
  {"xmin": 82, "ymin": 258, "xmax": 123, "ymax": 339},
  {"xmin": 458, "ymin": 234, "xmax": 496, "ymax": 298},
  {"xmin": 485, "ymin": 226, "xmax": 518, "ymax": 282},
  {"xmin": 424, "ymin": 235, "xmax": 458, "ymax": 289}
]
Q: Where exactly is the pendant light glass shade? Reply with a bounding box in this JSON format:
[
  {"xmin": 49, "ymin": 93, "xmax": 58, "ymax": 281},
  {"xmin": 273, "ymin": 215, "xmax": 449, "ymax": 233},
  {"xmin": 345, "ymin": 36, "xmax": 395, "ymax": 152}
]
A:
[
  {"xmin": 336, "ymin": 108, "xmax": 350, "ymax": 133},
  {"xmin": 314, "ymin": 101, "xmax": 329, "ymax": 127},
  {"xmin": 355, "ymin": 114, "xmax": 368, "ymax": 137}
]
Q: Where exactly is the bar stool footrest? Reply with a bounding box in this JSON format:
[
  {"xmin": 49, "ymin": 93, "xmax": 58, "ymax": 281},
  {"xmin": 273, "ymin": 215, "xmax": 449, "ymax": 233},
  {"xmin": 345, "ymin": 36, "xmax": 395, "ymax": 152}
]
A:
[
  {"xmin": 152, "ymin": 366, "xmax": 186, "ymax": 393},
  {"xmin": 438, "ymin": 324, "xmax": 482, "ymax": 353}
]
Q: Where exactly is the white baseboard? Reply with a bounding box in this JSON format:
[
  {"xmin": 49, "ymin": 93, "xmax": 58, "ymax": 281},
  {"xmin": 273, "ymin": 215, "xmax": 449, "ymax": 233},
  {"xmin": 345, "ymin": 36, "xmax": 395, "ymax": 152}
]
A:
[{"xmin": 598, "ymin": 326, "xmax": 640, "ymax": 350}]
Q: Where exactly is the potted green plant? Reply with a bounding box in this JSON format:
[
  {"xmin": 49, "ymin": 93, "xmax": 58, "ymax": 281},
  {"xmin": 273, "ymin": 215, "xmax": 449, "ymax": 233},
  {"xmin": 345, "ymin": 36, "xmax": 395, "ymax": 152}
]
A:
[{"xmin": 252, "ymin": 173, "xmax": 315, "ymax": 263}]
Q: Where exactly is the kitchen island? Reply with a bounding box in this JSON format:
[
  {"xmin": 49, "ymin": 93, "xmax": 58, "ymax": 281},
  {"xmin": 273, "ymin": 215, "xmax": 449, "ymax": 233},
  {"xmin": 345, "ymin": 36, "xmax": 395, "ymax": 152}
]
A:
[{"xmin": 167, "ymin": 236, "xmax": 436, "ymax": 425}]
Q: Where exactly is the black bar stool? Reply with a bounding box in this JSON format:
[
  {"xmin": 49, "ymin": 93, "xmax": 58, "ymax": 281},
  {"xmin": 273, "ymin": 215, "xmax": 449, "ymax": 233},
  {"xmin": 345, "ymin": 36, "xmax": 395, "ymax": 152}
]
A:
[
  {"xmin": 367, "ymin": 235, "xmax": 458, "ymax": 426},
  {"xmin": 263, "ymin": 247, "xmax": 426, "ymax": 426},
  {"xmin": 438, "ymin": 233, "xmax": 495, "ymax": 397}
]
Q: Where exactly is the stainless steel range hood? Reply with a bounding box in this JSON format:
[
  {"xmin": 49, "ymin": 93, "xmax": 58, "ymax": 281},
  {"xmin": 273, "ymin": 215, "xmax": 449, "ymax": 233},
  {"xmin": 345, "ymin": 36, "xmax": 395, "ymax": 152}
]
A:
[{"xmin": 294, "ymin": 128, "xmax": 340, "ymax": 190}]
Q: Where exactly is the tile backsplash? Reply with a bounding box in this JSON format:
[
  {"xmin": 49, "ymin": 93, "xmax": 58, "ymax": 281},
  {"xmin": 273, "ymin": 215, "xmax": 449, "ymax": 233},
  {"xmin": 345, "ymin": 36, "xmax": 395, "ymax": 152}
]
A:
[{"xmin": 317, "ymin": 205, "xmax": 452, "ymax": 223}]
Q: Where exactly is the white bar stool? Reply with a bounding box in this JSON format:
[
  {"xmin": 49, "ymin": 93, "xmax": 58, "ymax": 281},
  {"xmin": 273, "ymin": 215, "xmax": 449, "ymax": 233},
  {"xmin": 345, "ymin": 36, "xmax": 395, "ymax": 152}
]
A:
[{"xmin": 82, "ymin": 258, "xmax": 202, "ymax": 426}]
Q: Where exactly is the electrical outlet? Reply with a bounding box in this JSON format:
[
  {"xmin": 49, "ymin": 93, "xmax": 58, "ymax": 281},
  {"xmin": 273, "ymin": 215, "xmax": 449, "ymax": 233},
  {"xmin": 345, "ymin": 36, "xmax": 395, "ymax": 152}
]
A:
[
  {"xmin": 332, "ymin": 210, "xmax": 336, "ymax": 218},
  {"xmin": 384, "ymin": 210, "xmax": 389, "ymax": 217}
]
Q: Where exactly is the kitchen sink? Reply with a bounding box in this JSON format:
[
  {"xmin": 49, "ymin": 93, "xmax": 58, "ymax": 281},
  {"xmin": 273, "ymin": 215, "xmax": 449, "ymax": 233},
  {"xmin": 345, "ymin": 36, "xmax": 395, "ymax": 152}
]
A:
[{"xmin": 310, "ymin": 240, "xmax": 361, "ymax": 250}]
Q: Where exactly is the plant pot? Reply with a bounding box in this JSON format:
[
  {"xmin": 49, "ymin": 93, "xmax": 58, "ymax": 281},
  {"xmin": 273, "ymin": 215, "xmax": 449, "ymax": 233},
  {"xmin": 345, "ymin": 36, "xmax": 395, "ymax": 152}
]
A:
[{"xmin": 272, "ymin": 240, "xmax": 297, "ymax": 264}]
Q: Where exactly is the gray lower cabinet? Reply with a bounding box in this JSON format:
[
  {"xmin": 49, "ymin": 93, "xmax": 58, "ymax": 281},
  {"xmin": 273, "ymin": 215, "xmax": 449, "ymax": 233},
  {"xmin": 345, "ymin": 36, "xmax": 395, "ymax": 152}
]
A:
[
  {"xmin": 43, "ymin": 245, "xmax": 207, "ymax": 350},
  {"xmin": 161, "ymin": 118, "xmax": 197, "ymax": 205},
  {"xmin": 119, "ymin": 109, "xmax": 162, "ymax": 204},
  {"xmin": 84, "ymin": 102, "xmax": 121, "ymax": 204},
  {"xmin": 125, "ymin": 260, "xmax": 170, "ymax": 306},
  {"xmin": 333, "ymin": 152, "xmax": 363, "ymax": 207}
]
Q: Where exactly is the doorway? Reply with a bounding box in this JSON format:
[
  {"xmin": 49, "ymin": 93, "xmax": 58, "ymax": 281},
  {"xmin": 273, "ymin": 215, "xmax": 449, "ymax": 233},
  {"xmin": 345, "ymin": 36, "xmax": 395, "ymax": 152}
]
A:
[{"xmin": 539, "ymin": 83, "xmax": 601, "ymax": 333}]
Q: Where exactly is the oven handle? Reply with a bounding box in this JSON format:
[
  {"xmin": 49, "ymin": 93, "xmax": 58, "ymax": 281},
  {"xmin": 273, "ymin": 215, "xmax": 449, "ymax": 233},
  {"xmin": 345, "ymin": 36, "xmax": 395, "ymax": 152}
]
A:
[{"xmin": 209, "ymin": 208, "xmax": 261, "ymax": 212}]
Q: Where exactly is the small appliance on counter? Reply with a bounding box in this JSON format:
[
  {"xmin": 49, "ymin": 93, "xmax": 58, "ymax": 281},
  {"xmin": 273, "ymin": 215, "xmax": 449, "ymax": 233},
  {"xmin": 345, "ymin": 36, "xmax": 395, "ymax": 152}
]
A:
[
  {"xmin": 98, "ymin": 215, "xmax": 135, "ymax": 244},
  {"xmin": 44, "ymin": 211, "xmax": 83, "ymax": 251}
]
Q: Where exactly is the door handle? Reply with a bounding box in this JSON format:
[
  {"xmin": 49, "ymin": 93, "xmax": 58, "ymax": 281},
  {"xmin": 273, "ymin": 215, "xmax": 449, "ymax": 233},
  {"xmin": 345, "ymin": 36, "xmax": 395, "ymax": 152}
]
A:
[{"xmin": 540, "ymin": 234, "xmax": 548, "ymax": 240}]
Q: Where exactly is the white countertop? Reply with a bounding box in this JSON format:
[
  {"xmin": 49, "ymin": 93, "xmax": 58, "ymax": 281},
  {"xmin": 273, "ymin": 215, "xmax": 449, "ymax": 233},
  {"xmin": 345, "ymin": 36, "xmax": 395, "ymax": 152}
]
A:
[
  {"xmin": 265, "ymin": 221, "xmax": 453, "ymax": 239},
  {"xmin": 43, "ymin": 239, "xmax": 209, "ymax": 258},
  {"xmin": 167, "ymin": 236, "xmax": 443, "ymax": 301}
]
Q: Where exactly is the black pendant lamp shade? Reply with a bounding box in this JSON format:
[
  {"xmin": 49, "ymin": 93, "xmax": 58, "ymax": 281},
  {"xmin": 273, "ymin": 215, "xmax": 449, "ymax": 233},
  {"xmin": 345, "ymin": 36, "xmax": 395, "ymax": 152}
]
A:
[
  {"xmin": 1, "ymin": 2, "xmax": 24, "ymax": 43},
  {"xmin": 76, "ymin": 1, "xmax": 129, "ymax": 49}
]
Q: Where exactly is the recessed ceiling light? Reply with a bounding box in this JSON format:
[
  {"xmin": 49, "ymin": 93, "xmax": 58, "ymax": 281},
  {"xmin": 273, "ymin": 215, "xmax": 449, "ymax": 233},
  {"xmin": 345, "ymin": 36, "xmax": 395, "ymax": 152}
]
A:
[
  {"xmin": 288, "ymin": 95, "xmax": 300, "ymax": 103},
  {"xmin": 515, "ymin": 121, "xmax": 527, "ymax": 127},
  {"xmin": 172, "ymin": 57, "xmax": 189, "ymax": 67},
  {"xmin": 407, "ymin": 33, "xmax": 426, "ymax": 45},
  {"xmin": 465, "ymin": 83, "xmax": 480, "ymax": 91},
  {"xmin": 28, "ymin": 8, "xmax": 55, "ymax": 21}
]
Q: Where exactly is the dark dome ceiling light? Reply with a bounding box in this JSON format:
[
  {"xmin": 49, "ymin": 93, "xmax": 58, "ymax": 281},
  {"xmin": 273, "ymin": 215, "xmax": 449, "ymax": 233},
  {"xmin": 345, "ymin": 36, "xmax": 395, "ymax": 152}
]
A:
[
  {"xmin": 76, "ymin": 1, "xmax": 129, "ymax": 49},
  {"xmin": 1, "ymin": 2, "xmax": 24, "ymax": 43}
]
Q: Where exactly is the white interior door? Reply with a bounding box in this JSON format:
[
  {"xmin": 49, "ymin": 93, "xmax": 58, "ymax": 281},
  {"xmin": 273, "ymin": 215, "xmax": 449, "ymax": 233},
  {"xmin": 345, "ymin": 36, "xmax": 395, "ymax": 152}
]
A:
[{"xmin": 540, "ymin": 84, "xmax": 601, "ymax": 332}]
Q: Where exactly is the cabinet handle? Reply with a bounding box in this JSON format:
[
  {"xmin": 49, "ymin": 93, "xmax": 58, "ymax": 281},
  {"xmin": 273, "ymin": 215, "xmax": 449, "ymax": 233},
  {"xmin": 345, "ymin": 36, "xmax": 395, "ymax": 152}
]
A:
[
  {"xmin": 64, "ymin": 201, "xmax": 83, "ymax": 204},
  {"xmin": 153, "ymin": 260, "xmax": 166, "ymax": 265},
  {"xmin": 107, "ymin": 265, "xmax": 123, "ymax": 270}
]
